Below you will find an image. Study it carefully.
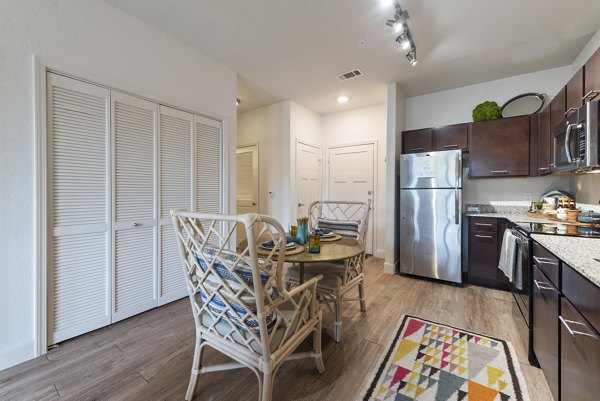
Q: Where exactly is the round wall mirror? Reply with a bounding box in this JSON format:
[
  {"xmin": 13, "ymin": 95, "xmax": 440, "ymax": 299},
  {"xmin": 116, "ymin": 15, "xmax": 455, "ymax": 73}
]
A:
[{"xmin": 500, "ymin": 93, "xmax": 545, "ymax": 118}]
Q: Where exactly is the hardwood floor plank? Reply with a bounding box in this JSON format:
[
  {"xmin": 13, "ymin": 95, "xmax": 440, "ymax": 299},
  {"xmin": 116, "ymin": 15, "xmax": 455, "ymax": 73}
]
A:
[{"xmin": 0, "ymin": 258, "xmax": 553, "ymax": 400}]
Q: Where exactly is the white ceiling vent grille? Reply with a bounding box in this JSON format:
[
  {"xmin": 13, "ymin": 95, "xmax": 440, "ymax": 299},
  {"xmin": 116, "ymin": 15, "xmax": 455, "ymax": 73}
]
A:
[{"xmin": 336, "ymin": 69, "xmax": 363, "ymax": 81}]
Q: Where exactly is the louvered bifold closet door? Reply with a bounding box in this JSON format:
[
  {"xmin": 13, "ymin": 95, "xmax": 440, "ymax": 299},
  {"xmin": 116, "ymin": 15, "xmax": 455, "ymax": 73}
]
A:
[
  {"xmin": 112, "ymin": 92, "xmax": 158, "ymax": 321},
  {"xmin": 158, "ymin": 106, "xmax": 192, "ymax": 304},
  {"xmin": 194, "ymin": 116, "xmax": 223, "ymax": 214},
  {"xmin": 194, "ymin": 115, "xmax": 224, "ymax": 243},
  {"xmin": 47, "ymin": 73, "xmax": 111, "ymax": 344}
]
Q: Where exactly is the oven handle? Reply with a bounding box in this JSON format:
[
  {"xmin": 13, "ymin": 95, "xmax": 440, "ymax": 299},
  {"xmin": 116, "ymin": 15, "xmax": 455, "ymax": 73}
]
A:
[{"xmin": 560, "ymin": 316, "xmax": 600, "ymax": 340}]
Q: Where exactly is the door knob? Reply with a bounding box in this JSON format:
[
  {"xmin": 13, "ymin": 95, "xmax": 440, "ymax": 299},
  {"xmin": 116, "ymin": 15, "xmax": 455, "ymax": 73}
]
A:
[
  {"xmin": 367, "ymin": 191, "xmax": 372, "ymax": 195},
  {"xmin": 298, "ymin": 203, "xmax": 305, "ymax": 207},
  {"xmin": 252, "ymin": 202, "xmax": 256, "ymax": 206}
]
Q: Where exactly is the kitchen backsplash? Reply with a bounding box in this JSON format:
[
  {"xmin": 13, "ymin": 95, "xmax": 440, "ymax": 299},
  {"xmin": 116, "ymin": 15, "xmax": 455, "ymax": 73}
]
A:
[{"xmin": 571, "ymin": 174, "xmax": 600, "ymax": 207}]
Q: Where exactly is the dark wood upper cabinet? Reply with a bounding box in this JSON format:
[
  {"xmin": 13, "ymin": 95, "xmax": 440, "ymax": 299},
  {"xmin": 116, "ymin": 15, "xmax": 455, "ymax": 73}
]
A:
[
  {"xmin": 566, "ymin": 67, "xmax": 584, "ymax": 116},
  {"xmin": 550, "ymin": 86, "xmax": 566, "ymax": 135},
  {"xmin": 584, "ymin": 46, "xmax": 600, "ymax": 103},
  {"xmin": 401, "ymin": 128, "xmax": 432, "ymax": 154},
  {"xmin": 537, "ymin": 104, "xmax": 552, "ymax": 175},
  {"xmin": 432, "ymin": 123, "xmax": 468, "ymax": 152},
  {"xmin": 468, "ymin": 115, "xmax": 530, "ymax": 178}
]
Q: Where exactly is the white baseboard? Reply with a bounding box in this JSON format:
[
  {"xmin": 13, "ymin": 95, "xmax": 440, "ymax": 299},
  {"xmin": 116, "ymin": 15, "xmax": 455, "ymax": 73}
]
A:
[
  {"xmin": 0, "ymin": 339, "xmax": 35, "ymax": 372},
  {"xmin": 383, "ymin": 260, "xmax": 398, "ymax": 274},
  {"xmin": 374, "ymin": 249, "xmax": 385, "ymax": 258}
]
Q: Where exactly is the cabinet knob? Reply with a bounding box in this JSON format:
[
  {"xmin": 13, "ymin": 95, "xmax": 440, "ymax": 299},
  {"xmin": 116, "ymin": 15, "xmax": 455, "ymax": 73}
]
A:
[{"xmin": 490, "ymin": 170, "xmax": 509, "ymax": 174}]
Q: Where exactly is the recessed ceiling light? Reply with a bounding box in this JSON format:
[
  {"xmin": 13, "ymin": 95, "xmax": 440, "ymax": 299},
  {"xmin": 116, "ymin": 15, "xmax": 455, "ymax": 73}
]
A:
[{"xmin": 337, "ymin": 96, "xmax": 349, "ymax": 104}]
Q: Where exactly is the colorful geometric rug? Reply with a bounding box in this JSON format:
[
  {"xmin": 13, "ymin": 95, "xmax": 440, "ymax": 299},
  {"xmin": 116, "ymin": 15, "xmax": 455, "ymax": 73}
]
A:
[{"xmin": 360, "ymin": 315, "xmax": 530, "ymax": 401}]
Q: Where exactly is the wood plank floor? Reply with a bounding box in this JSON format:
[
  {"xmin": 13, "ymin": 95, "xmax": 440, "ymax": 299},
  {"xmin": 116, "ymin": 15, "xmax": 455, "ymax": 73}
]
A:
[{"xmin": 0, "ymin": 258, "xmax": 553, "ymax": 400}]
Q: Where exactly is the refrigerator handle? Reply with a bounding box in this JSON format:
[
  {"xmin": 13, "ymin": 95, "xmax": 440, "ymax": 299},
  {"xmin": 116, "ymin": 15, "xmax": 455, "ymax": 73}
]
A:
[{"xmin": 455, "ymin": 154, "xmax": 461, "ymax": 225}]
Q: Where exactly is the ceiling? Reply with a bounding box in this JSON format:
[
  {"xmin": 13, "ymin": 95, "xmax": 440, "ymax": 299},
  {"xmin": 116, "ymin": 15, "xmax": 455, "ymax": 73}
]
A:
[{"xmin": 103, "ymin": 0, "xmax": 600, "ymax": 115}]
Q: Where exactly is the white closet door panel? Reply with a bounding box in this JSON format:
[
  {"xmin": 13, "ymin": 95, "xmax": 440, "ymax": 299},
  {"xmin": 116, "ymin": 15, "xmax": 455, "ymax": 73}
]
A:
[
  {"xmin": 113, "ymin": 93, "xmax": 156, "ymax": 224},
  {"xmin": 159, "ymin": 224, "xmax": 187, "ymax": 304},
  {"xmin": 159, "ymin": 106, "xmax": 192, "ymax": 219},
  {"xmin": 111, "ymin": 91, "xmax": 158, "ymax": 321},
  {"xmin": 49, "ymin": 79, "xmax": 109, "ymax": 228},
  {"xmin": 114, "ymin": 227, "xmax": 156, "ymax": 320},
  {"xmin": 195, "ymin": 116, "xmax": 222, "ymax": 214},
  {"xmin": 47, "ymin": 73, "xmax": 111, "ymax": 345},
  {"xmin": 49, "ymin": 232, "xmax": 110, "ymax": 344}
]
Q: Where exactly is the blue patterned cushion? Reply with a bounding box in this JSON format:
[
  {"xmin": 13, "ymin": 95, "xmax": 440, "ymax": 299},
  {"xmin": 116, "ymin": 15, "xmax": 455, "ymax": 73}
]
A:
[
  {"xmin": 317, "ymin": 218, "xmax": 361, "ymax": 238},
  {"xmin": 192, "ymin": 246, "xmax": 276, "ymax": 333}
]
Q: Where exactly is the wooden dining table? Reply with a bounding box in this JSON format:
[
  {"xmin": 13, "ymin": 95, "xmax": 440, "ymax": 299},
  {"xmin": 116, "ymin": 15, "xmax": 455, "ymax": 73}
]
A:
[{"xmin": 242, "ymin": 236, "xmax": 365, "ymax": 284}]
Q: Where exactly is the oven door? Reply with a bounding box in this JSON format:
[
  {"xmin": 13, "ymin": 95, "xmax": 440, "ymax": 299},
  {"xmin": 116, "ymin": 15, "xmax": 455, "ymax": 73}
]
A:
[{"xmin": 511, "ymin": 231, "xmax": 530, "ymax": 326}]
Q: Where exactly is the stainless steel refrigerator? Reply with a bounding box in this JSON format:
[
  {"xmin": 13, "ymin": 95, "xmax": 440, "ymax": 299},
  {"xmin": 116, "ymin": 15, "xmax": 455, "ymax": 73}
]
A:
[{"xmin": 399, "ymin": 150, "xmax": 462, "ymax": 283}]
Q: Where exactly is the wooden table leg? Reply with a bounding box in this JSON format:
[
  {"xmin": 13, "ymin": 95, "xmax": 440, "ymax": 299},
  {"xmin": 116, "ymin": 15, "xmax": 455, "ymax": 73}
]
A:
[{"xmin": 299, "ymin": 262, "xmax": 305, "ymax": 284}]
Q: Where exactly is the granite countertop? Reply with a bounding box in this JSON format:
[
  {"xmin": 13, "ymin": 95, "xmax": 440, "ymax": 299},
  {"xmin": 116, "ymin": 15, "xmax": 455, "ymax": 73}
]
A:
[
  {"xmin": 465, "ymin": 204, "xmax": 600, "ymax": 288},
  {"xmin": 531, "ymin": 234, "xmax": 600, "ymax": 288}
]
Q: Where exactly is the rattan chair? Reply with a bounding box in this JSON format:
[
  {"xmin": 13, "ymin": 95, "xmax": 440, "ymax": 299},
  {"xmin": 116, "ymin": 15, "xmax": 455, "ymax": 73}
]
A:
[
  {"xmin": 171, "ymin": 210, "xmax": 325, "ymax": 401},
  {"xmin": 286, "ymin": 200, "xmax": 371, "ymax": 342}
]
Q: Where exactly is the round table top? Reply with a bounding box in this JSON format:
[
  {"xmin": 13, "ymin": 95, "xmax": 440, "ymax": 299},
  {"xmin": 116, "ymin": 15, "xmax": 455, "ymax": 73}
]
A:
[
  {"xmin": 283, "ymin": 237, "xmax": 364, "ymax": 264},
  {"xmin": 240, "ymin": 236, "xmax": 365, "ymax": 264}
]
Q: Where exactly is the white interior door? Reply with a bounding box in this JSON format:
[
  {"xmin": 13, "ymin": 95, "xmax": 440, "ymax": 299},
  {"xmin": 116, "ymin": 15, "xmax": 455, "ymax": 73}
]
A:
[
  {"xmin": 236, "ymin": 145, "xmax": 258, "ymax": 243},
  {"xmin": 157, "ymin": 106, "xmax": 192, "ymax": 305},
  {"xmin": 236, "ymin": 145, "xmax": 258, "ymax": 214},
  {"xmin": 328, "ymin": 143, "xmax": 375, "ymax": 254},
  {"xmin": 47, "ymin": 73, "xmax": 112, "ymax": 345},
  {"xmin": 112, "ymin": 92, "xmax": 158, "ymax": 322},
  {"xmin": 296, "ymin": 142, "xmax": 321, "ymax": 218}
]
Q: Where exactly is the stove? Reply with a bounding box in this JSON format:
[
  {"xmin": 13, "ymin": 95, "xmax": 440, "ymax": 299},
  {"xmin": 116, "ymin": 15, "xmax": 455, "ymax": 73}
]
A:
[{"xmin": 516, "ymin": 222, "xmax": 600, "ymax": 238}]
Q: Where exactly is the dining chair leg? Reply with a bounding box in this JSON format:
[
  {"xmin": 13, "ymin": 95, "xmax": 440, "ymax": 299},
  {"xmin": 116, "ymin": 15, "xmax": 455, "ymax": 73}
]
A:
[
  {"xmin": 313, "ymin": 319, "xmax": 325, "ymax": 373},
  {"xmin": 185, "ymin": 335, "xmax": 204, "ymax": 401},
  {"xmin": 358, "ymin": 280, "xmax": 367, "ymax": 312},
  {"xmin": 260, "ymin": 370, "xmax": 275, "ymax": 401},
  {"xmin": 334, "ymin": 293, "xmax": 342, "ymax": 343}
]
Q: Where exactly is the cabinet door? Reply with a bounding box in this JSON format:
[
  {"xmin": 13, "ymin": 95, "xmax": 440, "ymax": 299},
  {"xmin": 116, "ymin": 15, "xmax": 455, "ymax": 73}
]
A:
[
  {"xmin": 560, "ymin": 297, "xmax": 600, "ymax": 401},
  {"xmin": 468, "ymin": 230, "xmax": 498, "ymax": 283},
  {"xmin": 566, "ymin": 68, "xmax": 584, "ymax": 117},
  {"xmin": 584, "ymin": 46, "xmax": 600, "ymax": 103},
  {"xmin": 158, "ymin": 106, "xmax": 193, "ymax": 305},
  {"xmin": 537, "ymin": 104, "xmax": 552, "ymax": 174},
  {"xmin": 112, "ymin": 92, "xmax": 158, "ymax": 322},
  {"xmin": 468, "ymin": 115, "xmax": 530, "ymax": 178},
  {"xmin": 532, "ymin": 265, "xmax": 559, "ymax": 401},
  {"xmin": 432, "ymin": 123, "xmax": 468, "ymax": 152},
  {"xmin": 402, "ymin": 128, "xmax": 432, "ymax": 154},
  {"xmin": 550, "ymin": 86, "xmax": 566, "ymax": 135}
]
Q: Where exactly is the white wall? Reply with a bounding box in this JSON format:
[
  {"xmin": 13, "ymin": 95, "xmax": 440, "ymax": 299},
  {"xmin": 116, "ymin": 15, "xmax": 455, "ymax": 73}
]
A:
[
  {"xmin": 289, "ymin": 102, "xmax": 323, "ymax": 221},
  {"xmin": 385, "ymin": 84, "xmax": 407, "ymax": 273},
  {"xmin": 406, "ymin": 66, "xmax": 572, "ymax": 130},
  {"xmin": 237, "ymin": 102, "xmax": 292, "ymax": 224},
  {"xmin": 0, "ymin": 0, "xmax": 237, "ymax": 371},
  {"xmin": 321, "ymin": 104, "xmax": 388, "ymax": 258}
]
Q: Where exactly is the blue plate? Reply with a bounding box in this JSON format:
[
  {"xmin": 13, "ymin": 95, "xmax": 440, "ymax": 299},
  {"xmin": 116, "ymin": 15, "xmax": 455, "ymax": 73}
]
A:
[
  {"xmin": 315, "ymin": 228, "xmax": 334, "ymax": 237},
  {"xmin": 260, "ymin": 237, "xmax": 296, "ymax": 250}
]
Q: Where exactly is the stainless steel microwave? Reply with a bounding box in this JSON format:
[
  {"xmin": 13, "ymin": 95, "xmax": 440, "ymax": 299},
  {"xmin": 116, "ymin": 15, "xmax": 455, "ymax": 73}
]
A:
[{"xmin": 553, "ymin": 100, "xmax": 600, "ymax": 173}]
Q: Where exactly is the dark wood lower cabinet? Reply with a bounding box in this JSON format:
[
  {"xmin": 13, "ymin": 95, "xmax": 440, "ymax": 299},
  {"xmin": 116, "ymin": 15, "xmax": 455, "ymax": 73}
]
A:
[
  {"xmin": 532, "ymin": 265, "xmax": 560, "ymax": 401},
  {"xmin": 560, "ymin": 297, "xmax": 600, "ymax": 401},
  {"xmin": 468, "ymin": 230, "xmax": 498, "ymax": 285}
]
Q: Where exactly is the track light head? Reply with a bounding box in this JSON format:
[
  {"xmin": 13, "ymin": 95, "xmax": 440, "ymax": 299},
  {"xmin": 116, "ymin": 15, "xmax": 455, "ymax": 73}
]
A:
[{"xmin": 406, "ymin": 49, "xmax": 417, "ymax": 66}]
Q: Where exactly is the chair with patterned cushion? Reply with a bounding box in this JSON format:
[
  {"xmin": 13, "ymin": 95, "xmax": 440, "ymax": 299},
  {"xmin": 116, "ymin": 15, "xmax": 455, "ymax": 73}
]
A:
[
  {"xmin": 171, "ymin": 210, "xmax": 325, "ymax": 401},
  {"xmin": 286, "ymin": 200, "xmax": 371, "ymax": 342}
]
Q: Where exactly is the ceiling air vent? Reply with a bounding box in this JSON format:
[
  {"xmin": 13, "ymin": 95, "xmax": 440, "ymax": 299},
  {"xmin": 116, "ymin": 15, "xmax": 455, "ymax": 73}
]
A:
[{"xmin": 336, "ymin": 69, "xmax": 363, "ymax": 81}]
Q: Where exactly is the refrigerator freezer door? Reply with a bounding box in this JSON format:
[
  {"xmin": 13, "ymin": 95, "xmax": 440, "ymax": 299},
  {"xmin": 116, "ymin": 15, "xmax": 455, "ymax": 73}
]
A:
[
  {"xmin": 400, "ymin": 150, "xmax": 462, "ymax": 189},
  {"xmin": 400, "ymin": 188, "xmax": 462, "ymax": 283}
]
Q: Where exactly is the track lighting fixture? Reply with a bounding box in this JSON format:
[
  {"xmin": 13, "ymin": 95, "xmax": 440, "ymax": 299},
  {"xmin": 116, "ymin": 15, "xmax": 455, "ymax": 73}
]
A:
[
  {"xmin": 385, "ymin": 2, "xmax": 417, "ymax": 66},
  {"xmin": 406, "ymin": 49, "xmax": 417, "ymax": 66}
]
